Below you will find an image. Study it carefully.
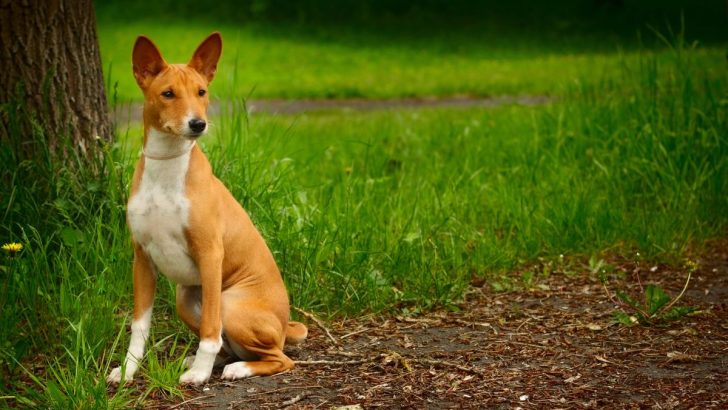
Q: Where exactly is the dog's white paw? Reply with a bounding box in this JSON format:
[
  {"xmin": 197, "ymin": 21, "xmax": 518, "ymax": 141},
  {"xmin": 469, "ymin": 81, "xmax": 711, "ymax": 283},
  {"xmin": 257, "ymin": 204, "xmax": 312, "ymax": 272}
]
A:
[
  {"xmin": 179, "ymin": 367, "xmax": 212, "ymax": 385},
  {"xmin": 183, "ymin": 356, "xmax": 196, "ymax": 369},
  {"xmin": 107, "ymin": 366, "xmax": 134, "ymax": 385},
  {"xmin": 183, "ymin": 354, "xmax": 228, "ymax": 369},
  {"xmin": 221, "ymin": 362, "xmax": 253, "ymax": 380}
]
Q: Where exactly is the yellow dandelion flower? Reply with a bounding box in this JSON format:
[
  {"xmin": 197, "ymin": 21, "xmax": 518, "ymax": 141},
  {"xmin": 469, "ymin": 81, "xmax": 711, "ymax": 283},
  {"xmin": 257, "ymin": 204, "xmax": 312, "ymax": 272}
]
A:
[
  {"xmin": 684, "ymin": 258, "xmax": 698, "ymax": 272},
  {"xmin": 2, "ymin": 242, "xmax": 23, "ymax": 256}
]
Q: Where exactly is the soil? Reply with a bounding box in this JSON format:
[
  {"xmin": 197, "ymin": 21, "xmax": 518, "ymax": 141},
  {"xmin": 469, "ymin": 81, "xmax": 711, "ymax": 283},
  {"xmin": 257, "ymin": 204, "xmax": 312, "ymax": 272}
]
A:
[
  {"xmin": 144, "ymin": 239, "xmax": 728, "ymax": 409},
  {"xmin": 243, "ymin": 95, "xmax": 552, "ymax": 114},
  {"xmin": 111, "ymin": 95, "xmax": 552, "ymax": 124}
]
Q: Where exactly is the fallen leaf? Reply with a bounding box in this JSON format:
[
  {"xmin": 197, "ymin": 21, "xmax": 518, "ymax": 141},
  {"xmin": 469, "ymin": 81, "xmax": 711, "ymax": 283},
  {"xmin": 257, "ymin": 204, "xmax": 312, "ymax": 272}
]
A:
[
  {"xmin": 586, "ymin": 323, "xmax": 602, "ymax": 331},
  {"xmin": 594, "ymin": 355, "xmax": 613, "ymax": 364},
  {"xmin": 564, "ymin": 373, "xmax": 582, "ymax": 383},
  {"xmin": 666, "ymin": 351, "xmax": 697, "ymax": 362}
]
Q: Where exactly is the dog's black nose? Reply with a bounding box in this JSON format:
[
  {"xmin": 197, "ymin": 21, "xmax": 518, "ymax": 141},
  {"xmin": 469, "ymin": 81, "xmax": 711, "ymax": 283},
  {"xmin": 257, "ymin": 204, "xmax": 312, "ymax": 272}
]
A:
[{"xmin": 189, "ymin": 119, "xmax": 206, "ymax": 133}]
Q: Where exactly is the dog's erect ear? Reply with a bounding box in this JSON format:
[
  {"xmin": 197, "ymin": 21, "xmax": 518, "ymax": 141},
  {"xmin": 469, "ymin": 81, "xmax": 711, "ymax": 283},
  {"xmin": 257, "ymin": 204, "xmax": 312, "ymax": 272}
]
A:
[
  {"xmin": 132, "ymin": 36, "xmax": 167, "ymax": 90},
  {"xmin": 188, "ymin": 32, "xmax": 222, "ymax": 83}
]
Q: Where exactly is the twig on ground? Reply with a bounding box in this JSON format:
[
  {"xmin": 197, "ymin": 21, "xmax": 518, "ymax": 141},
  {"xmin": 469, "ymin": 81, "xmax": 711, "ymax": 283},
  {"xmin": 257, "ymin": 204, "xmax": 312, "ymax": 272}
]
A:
[
  {"xmin": 601, "ymin": 280, "xmax": 650, "ymax": 319},
  {"xmin": 248, "ymin": 385, "xmax": 322, "ymax": 397},
  {"xmin": 294, "ymin": 307, "xmax": 339, "ymax": 346},
  {"xmin": 411, "ymin": 358, "xmax": 485, "ymax": 375},
  {"xmin": 515, "ymin": 318, "xmax": 532, "ymax": 331},
  {"xmin": 169, "ymin": 394, "xmax": 215, "ymax": 409},
  {"xmin": 453, "ymin": 318, "xmax": 495, "ymax": 329},
  {"xmin": 298, "ymin": 350, "xmax": 484, "ymax": 375},
  {"xmin": 634, "ymin": 267, "xmax": 644, "ymax": 294},
  {"xmin": 281, "ymin": 393, "xmax": 307, "ymax": 407},
  {"xmin": 325, "ymin": 349, "xmax": 364, "ymax": 357},
  {"xmin": 656, "ymin": 270, "xmax": 692, "ymax": 318},
  {"xmin": 295, "ymin": 359, "xmax": 370, "ymax": 365},
  {"xmin": 433, "ymin": 314, "xmax": 495, "ymax": 331},
  {"xmin": 340, "ymin": 327, "xmax": 370, "ymax": 339},
  {"xmin": 297, "ymin": 352, "xmax": 389, "ymax": 366}
]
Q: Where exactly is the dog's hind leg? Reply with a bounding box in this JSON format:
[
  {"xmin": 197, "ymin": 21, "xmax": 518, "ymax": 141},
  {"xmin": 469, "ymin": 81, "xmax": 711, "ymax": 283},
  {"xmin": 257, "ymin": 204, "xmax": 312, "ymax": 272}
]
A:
[{"xmin": 219, "ymin": 296, "xmax": 295, "ymax": 380}]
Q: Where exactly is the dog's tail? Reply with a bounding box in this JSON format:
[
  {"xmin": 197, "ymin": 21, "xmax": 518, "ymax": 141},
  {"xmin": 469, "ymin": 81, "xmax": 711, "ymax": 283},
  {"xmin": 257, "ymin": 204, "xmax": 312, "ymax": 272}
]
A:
[{"xmin": 285, "ymin": 321, "xmax": 308, "ymax": 345}]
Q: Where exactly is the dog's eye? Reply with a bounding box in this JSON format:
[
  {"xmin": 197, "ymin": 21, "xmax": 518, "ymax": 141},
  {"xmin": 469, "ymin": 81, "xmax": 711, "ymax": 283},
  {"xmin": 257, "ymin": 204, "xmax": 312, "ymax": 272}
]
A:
[
  {"xmin": 161, "ymin": 90, "xmax": 175, "ymax": 98},
  {"xmin": 198, "ymin": 89, "xmax": 207, "ymax": 97}
]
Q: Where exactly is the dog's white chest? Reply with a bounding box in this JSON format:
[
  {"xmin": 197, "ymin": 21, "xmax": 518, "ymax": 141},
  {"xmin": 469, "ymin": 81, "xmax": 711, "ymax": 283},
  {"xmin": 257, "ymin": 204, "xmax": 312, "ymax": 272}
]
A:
[{"xmin": 127, "ymin": 153, "xmax": 201, "ymax": 286}]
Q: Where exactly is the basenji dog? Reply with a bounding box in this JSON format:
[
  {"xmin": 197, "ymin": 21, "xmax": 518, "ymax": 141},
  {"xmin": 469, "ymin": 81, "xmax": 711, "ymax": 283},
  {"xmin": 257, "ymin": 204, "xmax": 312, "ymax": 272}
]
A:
[{"xmin": 107, "ymin": 32, "xmax": 307, "ymax": 386}]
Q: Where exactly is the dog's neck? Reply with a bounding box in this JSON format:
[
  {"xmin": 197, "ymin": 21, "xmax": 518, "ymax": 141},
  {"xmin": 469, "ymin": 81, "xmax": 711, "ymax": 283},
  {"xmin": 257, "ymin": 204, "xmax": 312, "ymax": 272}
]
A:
[{"xmin": 143, "ymin": 128, "xmax": 196, "ymax": 160}]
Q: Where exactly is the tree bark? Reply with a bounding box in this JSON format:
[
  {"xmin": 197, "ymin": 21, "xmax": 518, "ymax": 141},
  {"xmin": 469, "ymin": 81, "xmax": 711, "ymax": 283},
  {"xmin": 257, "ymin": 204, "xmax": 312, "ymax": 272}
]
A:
[{"xmin": 0, "ymin": 0, "xmax": 111, "ymax": 151}]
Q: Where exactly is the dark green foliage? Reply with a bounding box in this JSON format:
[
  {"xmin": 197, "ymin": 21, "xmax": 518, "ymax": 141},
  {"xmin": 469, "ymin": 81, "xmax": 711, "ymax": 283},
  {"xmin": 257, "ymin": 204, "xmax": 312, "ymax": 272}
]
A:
[
  {"xmin": 0, "ymin": 89, "xmax": 135, "ymax": 406},
  {"xmin": 96, "ymin": 0, "xmax": 726, "ymax": 46},
  {"xmin": 613, "ymin": 284, "xmax": 696, "ymax": 326},
  {"xmin": 645, "ymin": 285, "xmax": 671, "ymax": 316}
]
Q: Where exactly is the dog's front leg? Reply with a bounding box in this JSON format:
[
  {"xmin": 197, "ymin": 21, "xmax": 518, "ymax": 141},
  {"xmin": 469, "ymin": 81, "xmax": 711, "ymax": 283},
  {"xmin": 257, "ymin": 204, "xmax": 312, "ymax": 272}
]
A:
[
  {"xmin": 179, "ymin": 246, "xmax": 223, "ymax": 385},
  {"xmin": 108, "ymin": 244, "xmax": 156, "ymax": 384}
]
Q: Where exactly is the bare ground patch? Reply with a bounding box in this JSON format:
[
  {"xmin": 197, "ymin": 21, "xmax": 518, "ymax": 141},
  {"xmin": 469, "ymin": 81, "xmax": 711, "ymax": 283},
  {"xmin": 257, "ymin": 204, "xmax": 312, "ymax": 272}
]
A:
[
  {"xmin": 140, "ymin": 239, "xmax": 728, "ymax": 409},
  {"xmin": 112, "ymin": 95, "xmax": 551, "ymax": 124}
]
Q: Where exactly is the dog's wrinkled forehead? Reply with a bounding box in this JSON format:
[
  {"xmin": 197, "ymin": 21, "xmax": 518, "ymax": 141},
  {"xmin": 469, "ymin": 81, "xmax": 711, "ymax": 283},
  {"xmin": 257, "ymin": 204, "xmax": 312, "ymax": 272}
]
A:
[{"xmin": 150, "ymin": 64, "xmax": 207, "ymax": 93}]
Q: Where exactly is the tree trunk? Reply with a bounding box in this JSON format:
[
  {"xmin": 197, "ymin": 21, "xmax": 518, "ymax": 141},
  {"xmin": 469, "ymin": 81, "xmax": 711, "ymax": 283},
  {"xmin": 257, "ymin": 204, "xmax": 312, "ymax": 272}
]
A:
[{"xmin": 0, "ymin": 0, "xmax": 111, "ymax": 151}]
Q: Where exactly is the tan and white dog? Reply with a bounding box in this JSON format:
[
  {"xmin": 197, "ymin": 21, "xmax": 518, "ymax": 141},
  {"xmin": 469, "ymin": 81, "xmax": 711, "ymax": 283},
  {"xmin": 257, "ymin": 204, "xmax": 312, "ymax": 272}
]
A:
[{"xmin": 107, "ymin": 32, "xmax": 307, "ymax": 386}]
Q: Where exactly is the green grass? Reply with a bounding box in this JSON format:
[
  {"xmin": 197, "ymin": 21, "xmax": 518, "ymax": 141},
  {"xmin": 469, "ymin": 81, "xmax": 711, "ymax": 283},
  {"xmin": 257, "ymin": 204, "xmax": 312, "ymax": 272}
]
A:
[
  {"xmin": 100, "ymin": 24, "xmax": 726, "ymax": 101},
  {"xmin": 2, "ymin": 13, "xmax": 727, "ymax": 409},
  {"xmin": 96, "ymin": 1, "xmax": 727, "ymax": 101},
  {"xmin": 202, "ymin": 47, "xmax": 726, "ymax": 314}
]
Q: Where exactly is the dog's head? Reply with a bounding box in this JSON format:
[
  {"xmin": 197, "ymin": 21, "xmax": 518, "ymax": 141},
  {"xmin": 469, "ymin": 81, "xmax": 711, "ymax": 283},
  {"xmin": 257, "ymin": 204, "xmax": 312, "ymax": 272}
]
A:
[{"xmin": 132, "ymin": 32, "xmax": 222, "ymax": 139}]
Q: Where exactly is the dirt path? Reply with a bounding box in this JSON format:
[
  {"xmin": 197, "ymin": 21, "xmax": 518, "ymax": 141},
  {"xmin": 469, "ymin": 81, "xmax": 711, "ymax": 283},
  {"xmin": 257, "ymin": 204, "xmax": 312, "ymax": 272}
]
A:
[
  {"xmin": 111, "ymin": 95, "xmax": 551, "ymax": 124},
  {"xmin": 146, "ymin": 240, "xmax": 727, "ymax": 409}
]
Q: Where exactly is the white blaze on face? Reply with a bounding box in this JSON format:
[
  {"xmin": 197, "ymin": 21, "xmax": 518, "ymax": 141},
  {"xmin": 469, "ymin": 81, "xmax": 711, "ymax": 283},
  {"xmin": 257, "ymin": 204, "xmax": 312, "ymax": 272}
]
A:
[
  {"xmin": 184, "ymin": 111, "xmax": 195, "ymax": 135},
  {"xmin": 183, "ymin": 110, "xmax": 207, "ymax": 136}
]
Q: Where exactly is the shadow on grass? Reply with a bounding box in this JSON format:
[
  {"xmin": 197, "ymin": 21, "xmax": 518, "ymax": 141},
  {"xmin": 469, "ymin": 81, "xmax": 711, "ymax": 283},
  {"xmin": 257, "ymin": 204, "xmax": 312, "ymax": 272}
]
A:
[{"xmin": 96, "ymin": 0, "xmax": 727, "ymax": 53}]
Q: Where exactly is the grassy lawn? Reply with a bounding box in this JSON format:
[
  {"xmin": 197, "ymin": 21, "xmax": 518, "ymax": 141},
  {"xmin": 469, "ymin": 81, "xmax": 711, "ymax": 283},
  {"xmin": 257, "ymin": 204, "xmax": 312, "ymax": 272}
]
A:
[
  {"xmin": 1, "ymin": 0, "xmax": 726, "ymax": 407},
  {"xmin": 97, "ymin": 1, "xmax": 727, "ymax": 101},
  {"xmin": 99, "ymin": 21, "xmax": 727, "ymax": 101}
]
